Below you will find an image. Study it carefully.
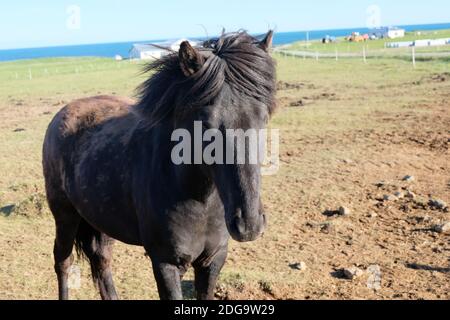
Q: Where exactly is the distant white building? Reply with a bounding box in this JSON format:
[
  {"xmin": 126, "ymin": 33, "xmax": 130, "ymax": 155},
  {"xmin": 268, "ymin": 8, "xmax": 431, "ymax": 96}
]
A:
[
  {"xmin": 129, "ymin": 39, "xmax": 199, "ymax": 60},
  {"xmin": 386, "ymin": 27, "xmax": 406, "ymax": 39},
  {"xmin": 386, "ymin": 38, "xmax": 450, "ymax": 49},
  {"xmin": 414, "ymin": 38, "xmax": 449, "ymax": 47},
  {"xmin": 386, "ymin": 41, "xmax": 413, "ymax": 48},
  {"xmin": 414, "ymin": 39, "xmax": 430, "ymax": 47},
  {"xmin": 428, "ymin": 39, "xmax": 448, "ymax": 46},
  {"xmin": 372, "ymin": 27, "xmax": 406, "ymax": 39},
  {"xmin": 129, "ymin": 44, "xmax": 164, "ymax": 60}
]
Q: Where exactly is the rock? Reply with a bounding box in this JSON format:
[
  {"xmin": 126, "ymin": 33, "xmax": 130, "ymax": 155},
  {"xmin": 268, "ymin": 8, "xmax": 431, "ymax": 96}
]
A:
[
  {"xmin": 277, "ymin": 81, "xmax": 304, "ymax": 91},
  {"xmin": 305, "ymin": 222, "xmax": 315, "ymax": 228},
  {"xmin": 53, "ymin": 100, "xmax": 67, "ymax": 106},
  {"xmin": 394, "ymin": 191, "xmax": 405, "ymax": 199},
  {"xmin": 405, "ymin": 190, "xmax": 416, "ymax": 199},
  {"xmin": 338, "ymin": 206, "xmax": 351, "ymax": 216},
  {"xmin": 414, "ymin": 197, "xmax": 429, "ymax": 208},
  {"xmin": 343, "ymin": 267, "xmax": 364, "ymax": 280},
  {"xmin": 0, "ymin": 205, "xmax": 16, "ymax": 217},
  {"xmin": 320, "ymin": 223, "xmax": 335, "ymax": 234},
  {"xmin": 367, "ymin": 212, "xmax": 378, "ymax": 218},
  {"xmin": 400, "ymin": 204, "xmax": 411, "ymax": 213},
  {"xmin": 403, "ymin": 175, "xmax": 415, "ymax": 182},
  {"xmin": 289, "ymin": 262, "xmax": 307, "ymax": 271},
  {"xmin": 429, "ymin": 199, "xmax": 448, "ymax": 210},
  {"xmin": 433, "ymin": 222, "xmax": 450, "ymax": 234},
  {"xmin": 375, "ymin": 181, "xmax": 387, "ymax": 188},
  {"xmin": 366, "ymin": 265, "xmax": 382, "ymax": 290},
  {"xmin": 383, "ymin": 194, "xmax": 398, "ymax": 202},
  {"xmin": 290, "ymin": 100, "xmax": 304, "ymax": 107}
]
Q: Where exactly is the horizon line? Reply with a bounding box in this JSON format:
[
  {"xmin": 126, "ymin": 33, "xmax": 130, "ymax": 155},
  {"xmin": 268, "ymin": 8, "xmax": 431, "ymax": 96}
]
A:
[{"xmin": 1, "ymin": 21, "xmax": 449, "ymax": 51}]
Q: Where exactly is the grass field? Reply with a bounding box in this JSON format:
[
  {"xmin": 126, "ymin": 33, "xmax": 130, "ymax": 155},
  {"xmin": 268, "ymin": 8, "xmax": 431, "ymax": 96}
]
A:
[
  {"xmin": 0, "ymin": 53, "xmax": 449, "ymax": 299},
  {"xmin": 285, "ymin": 29, "xmax": 450, "ymax": 54}
]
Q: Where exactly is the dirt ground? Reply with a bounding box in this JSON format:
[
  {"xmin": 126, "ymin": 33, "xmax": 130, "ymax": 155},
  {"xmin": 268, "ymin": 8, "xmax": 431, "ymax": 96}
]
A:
[{"xmin": 0, "ymin": 57, "xmax": 449, "ymax": 300}]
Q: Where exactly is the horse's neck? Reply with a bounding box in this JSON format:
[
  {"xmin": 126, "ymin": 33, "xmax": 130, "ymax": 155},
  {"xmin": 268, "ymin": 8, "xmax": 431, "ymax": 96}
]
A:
[
  {"xmin": 172, "ymin": 163, "xmax": 215, "ymax": 203},
  {"xmin": 136, "ymin": 122, "xmax": 215, "ymax": 203}
]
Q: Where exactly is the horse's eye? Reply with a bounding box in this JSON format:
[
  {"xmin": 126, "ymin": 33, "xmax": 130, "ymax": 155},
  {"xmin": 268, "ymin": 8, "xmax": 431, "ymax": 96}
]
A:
[{"xmin": 203, "ymin": 39, "xmax": 219, "ymax": 50}]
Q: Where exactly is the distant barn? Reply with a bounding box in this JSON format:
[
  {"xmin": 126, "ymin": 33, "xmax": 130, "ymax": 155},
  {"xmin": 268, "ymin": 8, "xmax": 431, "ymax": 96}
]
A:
[{"xmin": 129, "ymin": 39, "xmax": 199, "ymax": 60}]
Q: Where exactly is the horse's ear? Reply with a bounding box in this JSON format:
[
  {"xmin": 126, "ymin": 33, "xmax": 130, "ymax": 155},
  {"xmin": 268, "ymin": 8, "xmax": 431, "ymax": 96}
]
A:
[
  {"xmin": 259, "ymin": 30, "xmax": 274, "ymax": 52},
  {"xmin": 179, "ymin": 41, "xmax": 204, "ymax": 77}
]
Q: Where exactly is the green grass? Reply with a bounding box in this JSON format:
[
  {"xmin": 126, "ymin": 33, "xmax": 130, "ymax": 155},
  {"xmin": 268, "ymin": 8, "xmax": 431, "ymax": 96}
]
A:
[
  {"xmin": 285, "ymin": 29, "xmax": 450, "ymax": 54},
  {"xmin": 0, "ymin": 58, "xmax": 146, "ymax": 102},
  {"xmin": 0, "ymin": 54, "xmax": 449, "ymax": 300}
]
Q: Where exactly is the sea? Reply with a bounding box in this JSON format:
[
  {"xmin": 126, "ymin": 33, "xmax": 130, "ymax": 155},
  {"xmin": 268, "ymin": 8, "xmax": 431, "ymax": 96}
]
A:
[{"xmin": 1, "ymin": 23, "xmax": 449, "ymax": 62}]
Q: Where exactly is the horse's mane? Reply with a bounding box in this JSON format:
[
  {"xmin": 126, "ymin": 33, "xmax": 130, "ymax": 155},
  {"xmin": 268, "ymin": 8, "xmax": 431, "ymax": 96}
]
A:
[{"xmin": 135, "ymin": 31, "xmax": 276, "ymax": 126}]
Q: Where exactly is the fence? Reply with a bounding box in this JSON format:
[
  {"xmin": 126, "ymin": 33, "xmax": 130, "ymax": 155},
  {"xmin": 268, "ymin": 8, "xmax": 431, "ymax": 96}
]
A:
[
  {"xmin": 274, "ymin": 45, "xmax": 450, "ymax": 68},
  {"xmin": 1, "ymin": 59, "xmax": 144, "ymax": 82}
]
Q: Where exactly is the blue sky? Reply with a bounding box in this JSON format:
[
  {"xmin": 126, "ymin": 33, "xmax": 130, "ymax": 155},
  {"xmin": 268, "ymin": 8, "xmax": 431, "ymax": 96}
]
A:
[{"xmin": 0, "ymin": 0, "xmax": 449, "ymax": 49}]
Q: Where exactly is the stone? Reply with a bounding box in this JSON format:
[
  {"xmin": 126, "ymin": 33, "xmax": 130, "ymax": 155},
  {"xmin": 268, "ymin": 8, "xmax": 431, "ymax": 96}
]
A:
[
  {"xmin": 343, "ymin": 267, "xmax": 364, "ymax": 280},
  {"xmin": 433, "ymin": 222, "xmax": 450, "ymax": 234},
  {"xmin": 339, "ymin": 206, "xmax": 351, "ymax": 216},
  {"xmin": 394, "ymin": 191, "xmax": 405, "ymax": 199},
  {"xmin": 375, "ymin": 181, "xmax": 387, "ymax": 188},
  {"xmin": 384, "ymin": 194, "xmax": 398, "ymax": 202},
  {"xmin": 414, "ymin": 197, "xmax": 429, "ymax": 208},
  {"xmin": 403, "ymin": 175, "xmax": 415, "ymax": 182},
  {"xmin": 405, "ymin": 190, "xmax": 416, "ymax": 199},
  {"xmin": 366, "ymin": 265, "xmax": 382, "ymax": 290},
  {"xmin": 429, "ymin": 199, "xmax": 448, "ymax": 210},
  {"xmin": 290, "ymin": 100, "xmax": 304, "ymax": 107},
  {"xmin": 367, "ymin": 212, "xmax": 378, "ymax": 218},
  {"xmin": 0, "ymin": 205, "xmax": 16, "ymax": 217},
  {"xmin": 289, "ymin": 262, "xmax": 307, "ymax": 271},
  {"xmin": 320, "ymin": 223, "xmax": 335, "ymax": 234}
]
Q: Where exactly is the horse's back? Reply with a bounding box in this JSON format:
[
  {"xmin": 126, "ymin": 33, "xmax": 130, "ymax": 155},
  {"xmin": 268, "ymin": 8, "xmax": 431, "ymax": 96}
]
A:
[
  {"xmin": 44, "ymin": 95, "xmax": 134, "ymax": 172},
  {"xmin": 49, "ymin": 95, "xmax": 134, "ymax": 139}
]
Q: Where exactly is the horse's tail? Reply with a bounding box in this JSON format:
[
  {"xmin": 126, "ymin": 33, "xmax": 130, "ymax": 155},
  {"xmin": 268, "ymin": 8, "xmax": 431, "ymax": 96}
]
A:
[{"xmin": 74, "ymin": 219, "xmax": 101, "ymax": 261}]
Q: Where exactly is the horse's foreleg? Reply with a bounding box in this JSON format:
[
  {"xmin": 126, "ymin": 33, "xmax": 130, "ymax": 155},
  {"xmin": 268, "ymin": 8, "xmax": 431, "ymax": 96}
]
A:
[
  {"xmin": 151, "ymin": 261, "xmax": 183, "ymax": 300},
  {"xmin": 193, "ymin": 247, "xmax": 228, "ymax": 300}
]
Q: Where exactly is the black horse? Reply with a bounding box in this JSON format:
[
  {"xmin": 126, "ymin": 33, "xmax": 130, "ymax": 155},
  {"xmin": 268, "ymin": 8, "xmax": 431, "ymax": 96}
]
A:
[{"xmin": 42, "ymin": 30, "xmax": 276, "ymax": 300}]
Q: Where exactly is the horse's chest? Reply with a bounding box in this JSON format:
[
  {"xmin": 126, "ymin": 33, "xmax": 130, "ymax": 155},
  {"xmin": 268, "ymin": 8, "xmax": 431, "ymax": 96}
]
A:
[{"xmin": 145, "ymin": 201, "xmax": 228, "ymax": 262}]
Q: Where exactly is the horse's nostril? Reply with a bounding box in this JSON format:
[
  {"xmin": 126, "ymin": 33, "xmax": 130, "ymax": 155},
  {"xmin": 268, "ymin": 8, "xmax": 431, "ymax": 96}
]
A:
[
  {"xmin": 235, "ymin": 208, "xmax": 243, "ymax": 219},
  {"xmin": 234, "ymin": 217, "xmax": 246, "ymax": 234}
]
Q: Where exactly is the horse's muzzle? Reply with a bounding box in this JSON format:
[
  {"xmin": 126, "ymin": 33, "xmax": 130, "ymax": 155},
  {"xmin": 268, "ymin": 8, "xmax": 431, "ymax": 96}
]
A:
[{"xmin": 228, "ymin": 211, "xmax": 266, "ymax": 242}]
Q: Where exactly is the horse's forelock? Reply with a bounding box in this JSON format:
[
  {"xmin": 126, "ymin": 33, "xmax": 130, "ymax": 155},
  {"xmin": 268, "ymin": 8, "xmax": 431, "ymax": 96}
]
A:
[{"xmin": 135, "ymin": 31, "xmax": 276, "ymax": 127}]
